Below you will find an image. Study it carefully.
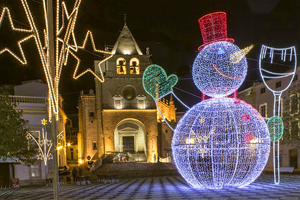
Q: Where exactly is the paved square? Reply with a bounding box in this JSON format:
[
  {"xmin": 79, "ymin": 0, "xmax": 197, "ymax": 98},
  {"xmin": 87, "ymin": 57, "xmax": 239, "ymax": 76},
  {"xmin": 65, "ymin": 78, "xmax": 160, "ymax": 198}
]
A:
[{"xmin": 1, "ymin": 175, "xmax": 300, "ymax": 199}]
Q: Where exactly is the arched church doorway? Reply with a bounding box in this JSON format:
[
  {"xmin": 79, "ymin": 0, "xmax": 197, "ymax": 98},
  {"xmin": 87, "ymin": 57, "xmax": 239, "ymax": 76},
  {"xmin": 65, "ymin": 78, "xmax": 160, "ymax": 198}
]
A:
[{"xmin": 114, "ymin": 118, "xmax": 147, "ymax": 161}]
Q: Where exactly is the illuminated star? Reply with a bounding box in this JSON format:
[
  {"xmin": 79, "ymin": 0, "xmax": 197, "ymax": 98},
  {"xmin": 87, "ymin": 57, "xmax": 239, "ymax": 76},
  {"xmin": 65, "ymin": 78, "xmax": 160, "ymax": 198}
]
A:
[
  {"xmin": 56, "ymin": 0, "xmax": 79, "ymax": 65},
  {"xmin": 67, "ymin": 30, "xmax": 113, "ymax": 82},
  {"xmin": 41, "ymin": 119, "xmax": 48, "ymax": 126},
  {"xmin": 0, "ymin": 7, "xmax": 33, "ymax": 64},
  {"xmin": 230, "ymin": 44, "xmax": 254, "ymax": 64}
]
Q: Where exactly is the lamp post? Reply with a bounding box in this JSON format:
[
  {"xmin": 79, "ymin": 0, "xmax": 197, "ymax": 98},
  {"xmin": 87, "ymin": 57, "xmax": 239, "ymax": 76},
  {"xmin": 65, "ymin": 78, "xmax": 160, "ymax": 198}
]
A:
[{"xmin": 47, "ymin": 0, "xmax": 59, "ymax": 199}]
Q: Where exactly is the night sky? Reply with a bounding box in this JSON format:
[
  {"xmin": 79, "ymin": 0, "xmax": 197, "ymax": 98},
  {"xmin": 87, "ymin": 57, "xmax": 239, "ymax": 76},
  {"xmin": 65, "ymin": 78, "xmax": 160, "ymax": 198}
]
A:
[{"xmin": 1, "ymin": 0, "xmax": 300, "ymax": 115}]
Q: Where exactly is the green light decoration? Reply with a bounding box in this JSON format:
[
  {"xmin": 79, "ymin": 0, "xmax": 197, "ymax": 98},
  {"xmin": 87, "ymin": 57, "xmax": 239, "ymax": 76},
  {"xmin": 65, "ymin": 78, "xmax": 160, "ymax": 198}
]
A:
[
  {"xmin": 143, "ymin": 64, "xmax": 178, "ymax": 100},
  {"xmin": 267, "ymin": 116, "xmax": 284, "ymax": 142}
]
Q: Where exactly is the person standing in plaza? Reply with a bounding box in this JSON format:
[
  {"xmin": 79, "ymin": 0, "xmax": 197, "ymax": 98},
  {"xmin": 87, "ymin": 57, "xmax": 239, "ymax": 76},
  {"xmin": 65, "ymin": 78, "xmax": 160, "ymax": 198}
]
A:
[{"xmin": 72, "ymin": 167, "xmax": 77, "ymax": 183}]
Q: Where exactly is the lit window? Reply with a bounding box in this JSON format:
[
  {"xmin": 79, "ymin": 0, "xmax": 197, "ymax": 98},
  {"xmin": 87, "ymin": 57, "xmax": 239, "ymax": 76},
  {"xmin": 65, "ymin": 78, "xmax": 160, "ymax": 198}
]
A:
[
  {"xmin": 136, "ymin": 95, "xmax": 146, "ymax": 109},
  {"xmin": 276, "ymin": 81, "xmax": 281, "ymax": 88},
  {"xmin": 31, "ymin": 164, "xmax": 40, "ymax": 178},
  {"xmin": 116, "ymin": 58, "xmax": 126, "ymax": 74},
  {"xmin": 92, "ymin": 141, "xmax": 97, "ymax": 150},
  {"xmin": 290, "ymin": 94, "xmax": 298, "ymax": 114},
  {"xmin": 291, "ymin": 121, "xmax": 299, "ymax": 140},
  {"xmin": 130, "ymin": 58, "xmax": 140, "ymax": 74},
  {"xmin": 259, "ymin": 103, "xmax": 267, "ymax": 118},
  {"xmin": 113, "ymin": 95, "xmax": 123, "ymax": 109},
  {"xmin": 260, "ymin": 87, "xmax": 265, "ymax": 94}
]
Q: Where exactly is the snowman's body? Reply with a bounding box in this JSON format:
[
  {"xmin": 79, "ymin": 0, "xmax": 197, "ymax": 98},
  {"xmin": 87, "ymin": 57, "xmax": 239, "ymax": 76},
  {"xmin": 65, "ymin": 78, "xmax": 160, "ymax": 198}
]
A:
[{"xmin": 172, "ymin": 98, "xmax": 270, "ymax": 189}]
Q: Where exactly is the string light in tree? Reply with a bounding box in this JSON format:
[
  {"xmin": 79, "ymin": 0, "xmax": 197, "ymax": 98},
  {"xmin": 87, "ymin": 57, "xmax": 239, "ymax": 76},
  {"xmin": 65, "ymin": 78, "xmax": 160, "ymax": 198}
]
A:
[
  {"xmin": 26, "ymin": 119, "xmax": 53, "ymax": 165},
  {"xmin": 172, "ymin": 98, "xmax": 270, "ymax": 189}
]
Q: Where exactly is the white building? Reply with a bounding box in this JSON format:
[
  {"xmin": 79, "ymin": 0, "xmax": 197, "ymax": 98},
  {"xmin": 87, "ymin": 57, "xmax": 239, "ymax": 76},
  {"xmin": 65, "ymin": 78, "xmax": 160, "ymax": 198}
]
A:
[
  {"xmin": 238, "ymin": 67, "xmax": 300, "ymax": 172},
  {"xmin": 7, "ymin": 80, "xmax": 67, "ymax": 185}
]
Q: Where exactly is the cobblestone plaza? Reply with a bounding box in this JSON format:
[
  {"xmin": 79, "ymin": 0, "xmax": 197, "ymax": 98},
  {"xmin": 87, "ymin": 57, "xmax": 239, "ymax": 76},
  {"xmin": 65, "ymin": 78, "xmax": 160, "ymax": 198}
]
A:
[{"xmin": 1, "ymin": 175, "xmax": 300, "ymax": 199}]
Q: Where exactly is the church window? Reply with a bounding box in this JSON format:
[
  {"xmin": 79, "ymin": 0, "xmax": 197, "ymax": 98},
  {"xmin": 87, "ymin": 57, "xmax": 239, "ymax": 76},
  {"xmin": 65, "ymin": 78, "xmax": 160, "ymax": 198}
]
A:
[
  {"xmin": 92, "ymin": 141, "xmax": 97, "ymax": 150},
  {"xmin": 116, "ymin": 58, "xmax": 126, "ymax": 74},
  {"xmin": 113, "ymin": 95, "xmax": 123, "ymax": 109},
  {"xmin": 136, "ymin": 95, "xmax": 146, "ymax": 109},
  {"xmin": 89, "ymin": 112, "xmax": 94, "ymax": 118},
  {"xmin": 130, "ymin": 58, "xmax": 140, "ymax": 74}
]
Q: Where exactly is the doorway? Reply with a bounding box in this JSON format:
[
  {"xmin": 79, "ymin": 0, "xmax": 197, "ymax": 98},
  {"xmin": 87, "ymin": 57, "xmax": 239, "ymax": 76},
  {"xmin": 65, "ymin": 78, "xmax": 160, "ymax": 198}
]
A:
[
  {"xmin": 123, "ymin": 136, "xmax": 134, "ymax": 153},
  {"xmin": 290, "ymin": 148, "xmax": 298, "ymax": 169}
]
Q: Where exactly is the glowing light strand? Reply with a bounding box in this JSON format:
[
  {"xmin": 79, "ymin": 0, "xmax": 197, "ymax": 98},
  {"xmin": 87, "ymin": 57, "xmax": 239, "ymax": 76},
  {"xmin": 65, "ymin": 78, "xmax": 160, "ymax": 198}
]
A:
[
  {"xmin": 66, "ymin": 30, "xmax": 113, "ymax": 82},
  {"xmin": 1, "ymin": 0, "xmax": 102, "ymax": 121},
  {"xmin": 26, "ymin": 119, "xmax": 53, "ymax": 165},
  {"xmin": 155, "ymin": 91, "xmax": 191, "ymax": 131},
  {"xmin": 259, "ymin": 45, "xmax": 297, "ymax": 185},
  {"xmin": 0, "ymin": 7, "xmax": 33, "ymax": 64}
]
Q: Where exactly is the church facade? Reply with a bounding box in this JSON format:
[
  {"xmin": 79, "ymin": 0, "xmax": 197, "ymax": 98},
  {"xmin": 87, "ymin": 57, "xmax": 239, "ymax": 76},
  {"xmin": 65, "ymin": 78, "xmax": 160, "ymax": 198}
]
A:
[{"xmin": 77, "ymin": 23, "xmax": 176, "ymax": 163}]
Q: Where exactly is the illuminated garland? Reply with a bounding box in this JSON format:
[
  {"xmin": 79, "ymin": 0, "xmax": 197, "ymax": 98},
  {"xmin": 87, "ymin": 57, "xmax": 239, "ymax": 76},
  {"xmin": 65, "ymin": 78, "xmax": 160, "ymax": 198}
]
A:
[
  {"xmin": 172, "ymin": 98, "xmax": 270, "ymax": 189},
  {"xmin": 193, "ymin": 42, "xmax": 247, "ymax": 98},
  {"xmin": 26, "ymin": 119, "xmax": 53, "ymax": 165},
  {"xmin": 259, "ymin": 45, "xmax": 297, "ymax": 185}
]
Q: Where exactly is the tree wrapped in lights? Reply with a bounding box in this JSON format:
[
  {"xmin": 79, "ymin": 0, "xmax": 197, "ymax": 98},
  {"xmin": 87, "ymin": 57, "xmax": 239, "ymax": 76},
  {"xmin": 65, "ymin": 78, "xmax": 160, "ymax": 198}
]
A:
[{"xmin": 172, "ymin": 98, "xmax": 270, "ymax": 189}]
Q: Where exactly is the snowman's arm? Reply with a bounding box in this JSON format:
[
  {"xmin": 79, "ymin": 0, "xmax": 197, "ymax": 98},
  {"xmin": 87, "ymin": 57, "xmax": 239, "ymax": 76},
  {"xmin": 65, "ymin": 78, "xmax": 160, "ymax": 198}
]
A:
[{"xmin": 155, "ymin": 100, "xmax": 174, "ymax": 131}]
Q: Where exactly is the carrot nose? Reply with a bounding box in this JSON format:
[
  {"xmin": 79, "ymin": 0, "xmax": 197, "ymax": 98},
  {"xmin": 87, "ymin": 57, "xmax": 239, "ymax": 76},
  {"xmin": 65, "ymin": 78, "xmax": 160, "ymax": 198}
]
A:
[{"xmin": 230, "ymin": 44, "xmax": 254, "ymax": 64}]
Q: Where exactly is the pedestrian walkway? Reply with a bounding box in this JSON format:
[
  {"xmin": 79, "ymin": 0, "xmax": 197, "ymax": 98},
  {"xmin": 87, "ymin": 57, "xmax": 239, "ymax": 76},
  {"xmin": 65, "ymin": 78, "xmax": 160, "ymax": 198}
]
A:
[{"xmin": 1, "ymin": 175, "xmax": 300, "ymax": 199}]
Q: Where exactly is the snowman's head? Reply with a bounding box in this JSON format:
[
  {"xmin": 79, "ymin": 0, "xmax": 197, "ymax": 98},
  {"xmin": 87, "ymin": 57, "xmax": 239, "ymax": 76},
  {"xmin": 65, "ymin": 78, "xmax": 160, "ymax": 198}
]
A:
[{"xmin": 193, "ymin": 41, "xmax": 247, "ymax": 98}]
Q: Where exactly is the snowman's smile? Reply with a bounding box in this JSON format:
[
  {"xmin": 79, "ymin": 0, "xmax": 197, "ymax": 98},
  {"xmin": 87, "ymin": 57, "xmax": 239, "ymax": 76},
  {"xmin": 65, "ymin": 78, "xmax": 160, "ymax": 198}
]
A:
[{"xmin": 212, "ymin": 63, "xmax": 242, "ymax": 80}]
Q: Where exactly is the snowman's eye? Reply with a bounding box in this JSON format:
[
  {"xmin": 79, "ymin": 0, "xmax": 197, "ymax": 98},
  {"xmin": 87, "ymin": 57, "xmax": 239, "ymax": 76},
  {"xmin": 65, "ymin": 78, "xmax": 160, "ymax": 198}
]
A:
[{"xmin": 217, "ymin": 48, "xmax": 225, "ymax": 55}]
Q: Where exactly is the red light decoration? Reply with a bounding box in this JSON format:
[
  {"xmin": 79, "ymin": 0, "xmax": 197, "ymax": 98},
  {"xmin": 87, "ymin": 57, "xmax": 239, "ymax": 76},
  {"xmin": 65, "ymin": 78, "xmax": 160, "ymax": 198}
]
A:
[
  {"xmin": 197, "ymin": 12, "xmax": 234, "ymax": 51},
  {"xmin": 242, "ymin": 113, "xmax": 251, "ymax": 122}
]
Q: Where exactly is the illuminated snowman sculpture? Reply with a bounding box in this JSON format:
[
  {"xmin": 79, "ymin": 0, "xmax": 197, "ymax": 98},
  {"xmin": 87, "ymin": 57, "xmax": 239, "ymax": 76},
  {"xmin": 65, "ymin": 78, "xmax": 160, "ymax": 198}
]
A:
[{"xmin": 172, "ymin": 12, "xmax": 270, "ymax": 189}]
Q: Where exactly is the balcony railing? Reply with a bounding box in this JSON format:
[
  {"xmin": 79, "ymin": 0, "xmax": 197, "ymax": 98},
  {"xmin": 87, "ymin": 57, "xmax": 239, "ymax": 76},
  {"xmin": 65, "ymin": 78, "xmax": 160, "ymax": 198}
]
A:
[{"xmin": 9, "ymin": 95, "xmax": 46, "ymax": 104}]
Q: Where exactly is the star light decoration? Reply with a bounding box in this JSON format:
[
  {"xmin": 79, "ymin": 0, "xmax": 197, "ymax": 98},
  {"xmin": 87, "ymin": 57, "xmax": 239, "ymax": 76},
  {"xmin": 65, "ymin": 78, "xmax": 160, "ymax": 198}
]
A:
[
  {"xmin": 26, "ymin": 119, "xmax": 53, "ymax": 165},
  {"xmin": 66, "ymin": 30, "xmax": 113, "ymax": 82},
  {"xmin": 0, "ymin": 0, "xmax": 112, "ymax": 121},
  {"xmin": 0, "ymin": 7, "xmax": 33, "ymax": 64}
]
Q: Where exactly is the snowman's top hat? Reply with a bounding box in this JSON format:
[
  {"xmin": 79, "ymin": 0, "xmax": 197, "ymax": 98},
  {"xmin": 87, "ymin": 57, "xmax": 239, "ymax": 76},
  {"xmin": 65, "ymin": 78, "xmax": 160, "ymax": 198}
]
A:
[{"xmin": 198, "ymin": 12, "xmax": 234, "ymax": 51}]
